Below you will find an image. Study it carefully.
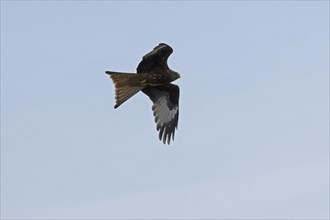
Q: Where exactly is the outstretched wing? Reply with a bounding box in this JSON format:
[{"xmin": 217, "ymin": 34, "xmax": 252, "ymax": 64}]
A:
[
  {"xmin": 137, "ymin": 43, "xmax": 173, "ymax": 73},
  {"xmin": 142, "ymin": 84, "xmax": 179, "ymax": 144}
]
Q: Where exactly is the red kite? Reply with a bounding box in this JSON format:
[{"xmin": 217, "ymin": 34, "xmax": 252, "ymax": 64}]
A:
[{"xmin": 106, "ymin": 43, "xmax": 180, "ymax": 144}]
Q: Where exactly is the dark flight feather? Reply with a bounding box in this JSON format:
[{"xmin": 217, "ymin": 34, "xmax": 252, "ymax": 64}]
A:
[
  {"xmin": 142, "ymin": 84, "xmax": 179, "ymax": 144},
  {"xmin": 137, "ymin": 43, "xmax": 173, "ymax": 73}
]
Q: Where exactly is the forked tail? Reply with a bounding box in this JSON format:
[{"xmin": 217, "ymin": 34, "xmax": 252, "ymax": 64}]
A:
[{"xmin": 105, "ymin": 71, "xmax": 145, "ymax": 108}]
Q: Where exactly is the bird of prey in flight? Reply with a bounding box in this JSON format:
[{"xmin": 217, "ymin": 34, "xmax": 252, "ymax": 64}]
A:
[{"xmin": 106, "ymin": 43, "xmax": 180, "ymax": 144}]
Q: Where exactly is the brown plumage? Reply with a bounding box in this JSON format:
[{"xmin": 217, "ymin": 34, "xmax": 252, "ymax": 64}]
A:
[
  {"xmin": 107, "ymin": 72, "xmax": 144, "ymax": 108},
  {"xmin": 106, "ymin": 43, "xmax": 180, "ymax": 144}
]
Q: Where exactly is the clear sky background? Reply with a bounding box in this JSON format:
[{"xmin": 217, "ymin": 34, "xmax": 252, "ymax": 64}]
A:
[{"xmin": 1, "ymin": 1, "xmax": 329, "ymax": 219}]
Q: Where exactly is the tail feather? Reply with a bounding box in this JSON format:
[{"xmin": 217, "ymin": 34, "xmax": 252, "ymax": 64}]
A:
[{"xmin": 106, "ymin": 71, "xmax": 144, "ymax": 108}]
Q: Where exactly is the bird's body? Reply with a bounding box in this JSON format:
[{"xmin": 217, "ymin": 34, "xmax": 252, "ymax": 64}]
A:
[{"xmin": 106, "ymin": 43, "xmax": 180, "ymax": 144}]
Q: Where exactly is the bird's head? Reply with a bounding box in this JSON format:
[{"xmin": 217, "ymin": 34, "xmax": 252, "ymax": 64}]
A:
[{"xmin": 171, "ymin": 70, "xmax": 181, "ymax": 81}]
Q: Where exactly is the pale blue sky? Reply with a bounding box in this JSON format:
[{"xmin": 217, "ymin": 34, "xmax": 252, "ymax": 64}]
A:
[{"xmin": 1, "ymin": 1, "xmax": 329, "ymax": 219}]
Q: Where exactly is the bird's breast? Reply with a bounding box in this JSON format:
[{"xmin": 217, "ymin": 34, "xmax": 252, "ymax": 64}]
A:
[{"xmin": 141, "ymin": 72, "xmax": 173, "ymax": 85}]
